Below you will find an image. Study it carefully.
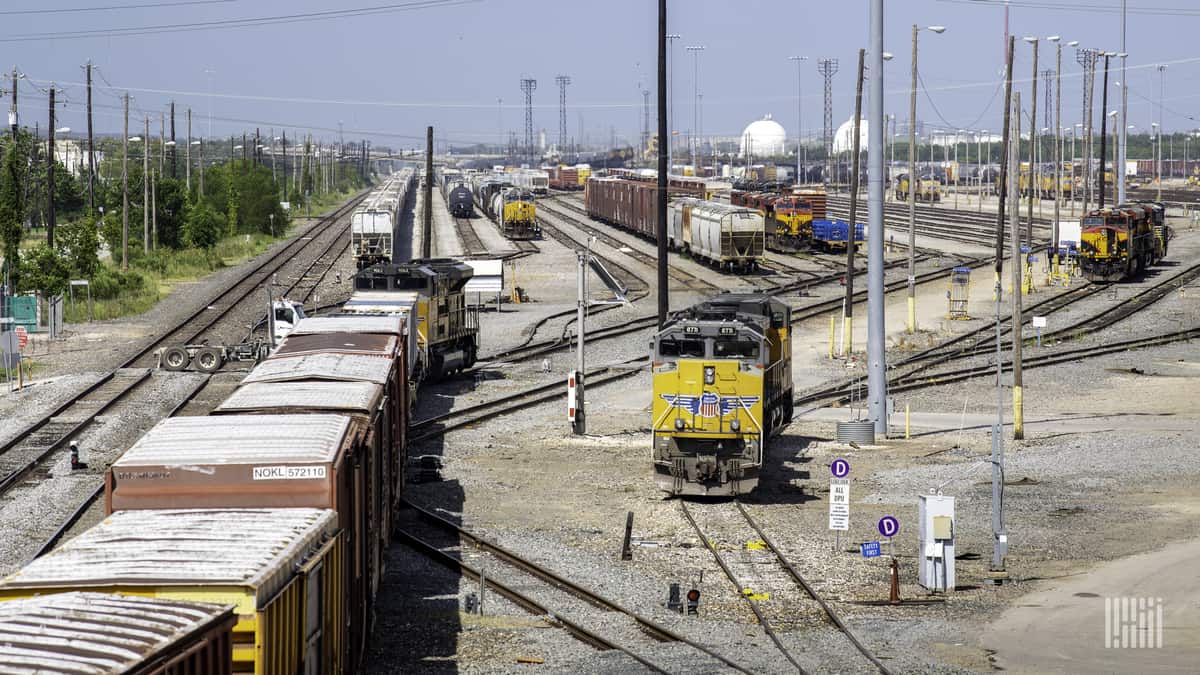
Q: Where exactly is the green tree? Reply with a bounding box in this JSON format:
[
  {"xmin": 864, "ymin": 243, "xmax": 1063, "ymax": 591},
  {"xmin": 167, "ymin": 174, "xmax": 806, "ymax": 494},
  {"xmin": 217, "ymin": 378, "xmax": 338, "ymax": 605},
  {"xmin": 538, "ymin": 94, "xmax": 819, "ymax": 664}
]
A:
[
  {"xmin": 18, "ymin": 243, "xmax": 71, "ymax": 296},
  {"xmin": 57, "ymin": 216, "xmax": 101, "ymax": 279},
  {"xmin": 0, "ymin": 139, "xmax": 27, "ymax": 290},
  {"xmin": 154, "ymin": 177, "xmax": 187, "ymax": 249},
  {"xmin": 183, "ymin": 200, "xmax": 224, "ymax": 249}
]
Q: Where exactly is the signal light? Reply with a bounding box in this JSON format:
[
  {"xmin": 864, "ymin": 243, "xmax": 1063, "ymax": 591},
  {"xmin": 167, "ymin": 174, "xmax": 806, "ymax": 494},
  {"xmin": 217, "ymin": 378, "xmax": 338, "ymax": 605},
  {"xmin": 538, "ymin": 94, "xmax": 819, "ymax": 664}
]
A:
[{"xmin": 686, "ymin": 588, "xmax": 700, "ymax": 615}]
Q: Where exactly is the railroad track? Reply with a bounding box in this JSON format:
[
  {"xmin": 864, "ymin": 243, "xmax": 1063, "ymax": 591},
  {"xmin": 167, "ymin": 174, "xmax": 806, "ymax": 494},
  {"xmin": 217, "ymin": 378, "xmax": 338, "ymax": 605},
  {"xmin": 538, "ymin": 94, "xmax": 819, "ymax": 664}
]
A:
[
  {"xmin": 680, "ymin": 501, "xmax": 890, "ymax": 674},
  {"xmin": 545, "ymin": 196, "xmax": 807, "ymax": 293},
  {"xmin": 454, "ymin": 216, "xmax": 489, "ymax": 257},
  {"xmin": 537, "ymin": 201, "xmax": 719, "ymax": 294},
  {"xmin": 0, "ymin": 192, "xmax": 367, "ymax": 516},
  {"xmin": 826, "ymin": 197, "xmax": 1051, "ymax": 251},
  {"xmin": 28, "ymin": 374, "xmax": 213, "ymax": 561},
  {"xmin": 796, "ymin": 259, "xmax": 1200, "ymax": 406},
  {"xmin": 410, "ymin": 358, "xmax": 645, "ymax": 443},
  {"xmin": 397, "ymin": 500, "xmax": 755, "ymax": 673},
  {"xmin": 127, "ymin": 191, "xmax": 369, "ymax": 367}
]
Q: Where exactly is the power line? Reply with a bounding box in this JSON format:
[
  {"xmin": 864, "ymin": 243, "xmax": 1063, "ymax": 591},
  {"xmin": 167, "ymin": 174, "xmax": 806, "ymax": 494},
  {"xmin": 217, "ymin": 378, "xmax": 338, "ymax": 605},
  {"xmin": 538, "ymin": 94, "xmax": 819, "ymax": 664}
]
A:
[
  {"xmin": 936, "ymin": 0, "xmax": 1200, "ymax": 16},
  {"xmin": 0, "ymin": 0, "xmax": 236, "ymax": 16},
  {"xmin": 0, "ymin": 0, "xmax": 480, "ymax": 42}
]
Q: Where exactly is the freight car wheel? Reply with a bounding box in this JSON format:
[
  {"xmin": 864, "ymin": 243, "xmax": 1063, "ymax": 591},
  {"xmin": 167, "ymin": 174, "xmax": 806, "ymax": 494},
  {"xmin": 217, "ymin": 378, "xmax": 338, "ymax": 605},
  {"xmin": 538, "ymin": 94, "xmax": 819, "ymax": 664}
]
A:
[
  {"xmin": 161, "ymin": 347, "xmax": 190, "ymax": 371},
  {"xmin": 194, "ymin": 347, "xmax": 224, "ymax": 373}
]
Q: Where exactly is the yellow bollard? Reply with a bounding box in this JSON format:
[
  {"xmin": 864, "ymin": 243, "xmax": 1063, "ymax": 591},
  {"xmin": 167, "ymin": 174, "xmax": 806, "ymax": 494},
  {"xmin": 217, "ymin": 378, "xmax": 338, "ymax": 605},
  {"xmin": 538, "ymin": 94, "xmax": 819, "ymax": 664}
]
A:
[
  {"xmin": 905, "ymin": 403, "xmax": 911, "ymax": 439},
  {"xmin": 842, "ymin": 315, "xmax": 852, "ymax": 357},
  {"xmin": 1013, "ymin": 385, "xmax": 1024, "ymax": 440},
  {"xmin": 829, "ymin": 316, "xmax": 835, "ymax": 359},
  {"xmin": 907, "ymin": 296, "xmax": 916, "ymax": 334}
]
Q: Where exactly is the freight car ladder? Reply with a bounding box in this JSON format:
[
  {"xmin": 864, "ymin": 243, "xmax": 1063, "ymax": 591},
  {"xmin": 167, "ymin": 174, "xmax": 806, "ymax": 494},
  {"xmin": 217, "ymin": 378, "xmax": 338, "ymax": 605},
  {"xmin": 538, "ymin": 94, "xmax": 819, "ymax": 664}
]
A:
[{"xmin": 947, "ymin": 267, "xmax": 971, "ymax": 320}]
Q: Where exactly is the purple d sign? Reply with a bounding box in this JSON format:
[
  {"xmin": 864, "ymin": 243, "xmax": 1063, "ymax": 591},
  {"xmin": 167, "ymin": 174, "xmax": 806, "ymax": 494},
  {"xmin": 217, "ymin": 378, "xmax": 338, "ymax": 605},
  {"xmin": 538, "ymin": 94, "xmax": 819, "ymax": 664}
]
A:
[
  {"xmin": 878, "ymin": 516, "xmax": 899, "ymax": 538},
  {"xmin": 831, "ymin": 458, "xmax": 850, "ymax": 478}
]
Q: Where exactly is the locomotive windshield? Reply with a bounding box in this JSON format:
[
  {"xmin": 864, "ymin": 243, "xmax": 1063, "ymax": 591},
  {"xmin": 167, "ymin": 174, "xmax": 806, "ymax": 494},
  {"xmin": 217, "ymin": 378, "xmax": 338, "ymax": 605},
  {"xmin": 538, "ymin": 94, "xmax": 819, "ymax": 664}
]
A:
[
  {"xmin": 1083, "ymin": 217, "xmax": 1106, "ymax": 226},
  {"xmin": 714, "ymin": 339, "xmax": 759, "ymax": 359},
  {"xmin": 657, "ymin": 337, "xmax": 705, "ymax": 357}
]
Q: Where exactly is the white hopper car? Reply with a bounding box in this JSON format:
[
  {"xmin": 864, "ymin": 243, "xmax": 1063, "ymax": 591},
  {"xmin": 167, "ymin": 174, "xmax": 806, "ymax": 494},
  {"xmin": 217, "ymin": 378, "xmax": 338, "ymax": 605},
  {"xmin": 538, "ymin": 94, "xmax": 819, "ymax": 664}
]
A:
[
  {"xmin": 352, "ymin": 169, "xmax": 415, "ymax": 268},
  {"xmin": 670, "ymin": 198, "xmax": 765, "ymax": 270}
]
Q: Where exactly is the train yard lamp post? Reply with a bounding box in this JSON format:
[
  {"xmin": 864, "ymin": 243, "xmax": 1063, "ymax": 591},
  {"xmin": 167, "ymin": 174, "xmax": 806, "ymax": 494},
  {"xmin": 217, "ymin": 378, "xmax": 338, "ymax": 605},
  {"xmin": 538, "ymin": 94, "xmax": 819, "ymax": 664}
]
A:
[
  {"xmin": 667, "ymin": 34, "xmax": 681, "ymax": 172},
  {"xmin": 1152, "ymin": 122, "xmax": 1160, "ymax": 200},
  {"xmin": 978, "ymin": 130, "xmax": 986, "ymax": 213},
  {"xmin": 1156, "ymin": 64, "xmax": 1167, "ymax": 201},
  {"xmin": 1118, "ymin": 1, "xmax": 1129, "ymax": 204},
  {"xmin": 789, "ymin": 55, "xmax": 808, "ymax": 184},
  {"xmin": 906, "ymin": 23, "xmax": 946, "ymax": 334},
  {"xmin": 1048, "ymin": 36, "xmax": 1074, "ymax": 275},
  {"xmin": 686, "ymin": 45, "xmax": 705, "ymax": 170}
]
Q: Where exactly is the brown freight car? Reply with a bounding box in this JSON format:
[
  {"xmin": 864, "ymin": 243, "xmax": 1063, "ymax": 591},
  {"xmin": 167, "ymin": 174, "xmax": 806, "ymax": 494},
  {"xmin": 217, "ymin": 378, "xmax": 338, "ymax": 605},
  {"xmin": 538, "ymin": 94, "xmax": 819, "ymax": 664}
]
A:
[
  {"xmin": 0, "ymin": 592, "xmax": 237, "ymax": 675},
  {"xmin": 585, "ymin": 177, "xmax": 664, "ymax": 241},
  {"xmin": 273, "ymin": 319, "xmax": 409, "ymax": 453},
  {"xmin": 106, "ymin": 414, "xmax": 377, "ymax": 672}
]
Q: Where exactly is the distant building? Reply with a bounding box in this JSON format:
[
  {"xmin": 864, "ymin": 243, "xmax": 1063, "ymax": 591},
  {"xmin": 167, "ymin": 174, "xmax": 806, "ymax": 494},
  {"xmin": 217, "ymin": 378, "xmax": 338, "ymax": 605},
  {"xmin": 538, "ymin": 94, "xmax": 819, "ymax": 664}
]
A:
[
  {"xmin": 53, "ymin": 139, "xmax": 104, "ymax": 177},
  {"xmin": 739, "ymin": 115, "xmax": 787, "ymax": 158}
]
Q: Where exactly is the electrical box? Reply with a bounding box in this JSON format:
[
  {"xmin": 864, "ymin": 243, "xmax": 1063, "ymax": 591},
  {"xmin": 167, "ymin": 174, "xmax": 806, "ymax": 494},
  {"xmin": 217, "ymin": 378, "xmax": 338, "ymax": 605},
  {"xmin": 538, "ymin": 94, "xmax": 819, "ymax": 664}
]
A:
[{"xmin": 918, "ymin": 495, "xmax": 955, "ymax": 592}]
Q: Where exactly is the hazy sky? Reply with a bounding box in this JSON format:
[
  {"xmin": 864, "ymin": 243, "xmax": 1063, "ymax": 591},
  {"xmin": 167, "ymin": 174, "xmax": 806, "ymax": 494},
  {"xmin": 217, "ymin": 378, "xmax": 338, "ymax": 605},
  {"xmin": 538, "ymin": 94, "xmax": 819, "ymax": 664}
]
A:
[{"xmin": 6, "ymin": 0, "xmax": 1200, "ymax": 150}]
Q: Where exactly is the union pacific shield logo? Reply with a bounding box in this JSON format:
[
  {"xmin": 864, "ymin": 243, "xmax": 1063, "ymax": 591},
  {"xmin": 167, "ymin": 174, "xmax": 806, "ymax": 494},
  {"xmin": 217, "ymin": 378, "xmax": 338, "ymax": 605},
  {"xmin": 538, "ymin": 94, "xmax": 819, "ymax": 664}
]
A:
[{"xmin": 661, "ymin": 394, "xmax": 760, "ymax": 419}]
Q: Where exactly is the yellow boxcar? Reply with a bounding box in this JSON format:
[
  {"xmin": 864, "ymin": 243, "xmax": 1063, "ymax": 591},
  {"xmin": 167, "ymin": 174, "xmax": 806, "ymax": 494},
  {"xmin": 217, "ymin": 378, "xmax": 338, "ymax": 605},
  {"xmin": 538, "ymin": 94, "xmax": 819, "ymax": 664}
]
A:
[
  {"xmin": 651, "ymin": 294, "xmax": 793, "ymax": 496},
  {"xmin": 0, "ymin": 508, "xmax": 344, "ymax": 675}
]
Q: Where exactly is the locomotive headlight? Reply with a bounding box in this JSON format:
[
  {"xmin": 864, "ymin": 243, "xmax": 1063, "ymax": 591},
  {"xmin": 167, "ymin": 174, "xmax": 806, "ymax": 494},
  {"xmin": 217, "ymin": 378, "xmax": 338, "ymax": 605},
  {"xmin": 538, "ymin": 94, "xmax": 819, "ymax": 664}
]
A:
[
  {"xmin": 675, "ymin": 418, "xmax": 685, "ymax": 430},
  {"xmin": 730, "ymin": 419, "xmax": 740, "ymax": 432},
  {"xmin": 703, "ymin": 366, "xmax": 715, "ymax": 384}
]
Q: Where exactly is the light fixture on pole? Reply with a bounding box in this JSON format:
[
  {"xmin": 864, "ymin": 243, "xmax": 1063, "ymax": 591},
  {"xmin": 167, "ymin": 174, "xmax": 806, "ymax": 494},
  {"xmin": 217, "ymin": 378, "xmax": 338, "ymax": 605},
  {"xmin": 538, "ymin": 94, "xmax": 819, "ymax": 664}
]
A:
[
  {"xmin": 906, "ymin": 23, "xmax": 947, "ymax": 334},
  {"xmin": 789, "ymin": 55, "xmax": 808, "ymax": 184},
  {"xmin": 685, "ymin": 45, "xmax": 705, "ymax": 170}
]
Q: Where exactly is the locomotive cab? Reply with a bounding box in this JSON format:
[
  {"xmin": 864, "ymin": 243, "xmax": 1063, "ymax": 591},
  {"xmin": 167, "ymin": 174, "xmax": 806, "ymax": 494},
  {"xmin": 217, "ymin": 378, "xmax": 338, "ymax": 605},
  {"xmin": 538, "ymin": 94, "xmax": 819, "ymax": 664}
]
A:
[{"xmin": 651, "ymin": 295, "xmax": 793, "ymax": 496}]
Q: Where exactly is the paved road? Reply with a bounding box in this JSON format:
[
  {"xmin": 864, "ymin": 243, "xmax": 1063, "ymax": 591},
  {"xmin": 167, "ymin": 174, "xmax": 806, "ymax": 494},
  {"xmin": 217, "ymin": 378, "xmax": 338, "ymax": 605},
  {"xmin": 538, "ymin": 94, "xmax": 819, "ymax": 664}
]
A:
[{"xmin": 982, "ymin": 537, "xmax": 1200, "ymax": 673}]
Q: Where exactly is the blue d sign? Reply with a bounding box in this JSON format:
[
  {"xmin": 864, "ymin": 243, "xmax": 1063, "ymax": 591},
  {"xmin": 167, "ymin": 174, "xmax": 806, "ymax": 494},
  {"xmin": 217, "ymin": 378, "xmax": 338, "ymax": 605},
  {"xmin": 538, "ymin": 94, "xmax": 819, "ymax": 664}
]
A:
[
  {"xmin": 831, "ymin": 458, "xmax": 850, "ymax": 478},
  {"xmin": 878, "ymin": 516, "xmax": 899, "ymax": 538}
]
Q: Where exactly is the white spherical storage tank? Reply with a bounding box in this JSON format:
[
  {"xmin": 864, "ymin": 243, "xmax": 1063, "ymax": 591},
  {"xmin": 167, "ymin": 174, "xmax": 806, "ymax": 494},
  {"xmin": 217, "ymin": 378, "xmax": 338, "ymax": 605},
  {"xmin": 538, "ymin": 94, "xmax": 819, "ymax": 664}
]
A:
[{"xmin": 739, "ymin": 115, "xmax": 787, "ymax": 157}]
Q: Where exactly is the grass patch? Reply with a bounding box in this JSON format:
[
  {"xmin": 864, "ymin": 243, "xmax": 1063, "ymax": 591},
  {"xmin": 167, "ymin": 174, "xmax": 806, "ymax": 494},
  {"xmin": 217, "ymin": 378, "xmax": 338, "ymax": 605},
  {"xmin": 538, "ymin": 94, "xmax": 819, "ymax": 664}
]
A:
[{"xmin": 62, "ymin": 228, "xmax": 294, "ymax": 323}]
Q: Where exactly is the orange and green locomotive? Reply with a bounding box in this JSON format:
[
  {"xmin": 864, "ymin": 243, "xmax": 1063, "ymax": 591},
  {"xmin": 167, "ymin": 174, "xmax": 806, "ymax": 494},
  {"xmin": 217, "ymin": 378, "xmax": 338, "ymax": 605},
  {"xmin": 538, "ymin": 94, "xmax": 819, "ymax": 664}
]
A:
[{"xmin": 651, "ymin": 294, "xmax": 793, "ymax": 496}]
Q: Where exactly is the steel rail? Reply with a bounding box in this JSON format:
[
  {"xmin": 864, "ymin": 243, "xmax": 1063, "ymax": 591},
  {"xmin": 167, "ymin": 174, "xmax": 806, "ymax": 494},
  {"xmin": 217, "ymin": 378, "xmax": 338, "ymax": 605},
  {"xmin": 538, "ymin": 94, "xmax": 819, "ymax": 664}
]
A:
[
  {"xmin": 678, "ymin": 501, "xmax": 807, "ymax": 673},
  {"xmin": 401, "ymin": 499, "xmax": 756, "ymax": 673},
  {"xmin": 29, "ymin": 373, "xmax": 213, "ymax": 561},
  {"xmin": 395, "ymin": 527, "xmax": 670, "ymax": 673},
  {"xmin": 736, "ymin": 501, "xmax": 892, "ymax": 675}
]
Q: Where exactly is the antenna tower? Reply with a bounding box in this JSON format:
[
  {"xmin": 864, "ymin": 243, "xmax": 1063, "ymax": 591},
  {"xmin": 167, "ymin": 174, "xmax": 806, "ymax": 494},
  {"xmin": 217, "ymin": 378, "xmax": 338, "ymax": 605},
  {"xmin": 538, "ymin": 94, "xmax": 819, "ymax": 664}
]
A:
[
  {"xmin": 555, "ymin": 75, "xmax": 570, "ymax": 153},
  {"xmin": 521, "ymin": 77, "xmax": 537, "ymax": 164},
  {"xmin": 817, "ymin": 58, "xmax": 839, "ymax": 180}
]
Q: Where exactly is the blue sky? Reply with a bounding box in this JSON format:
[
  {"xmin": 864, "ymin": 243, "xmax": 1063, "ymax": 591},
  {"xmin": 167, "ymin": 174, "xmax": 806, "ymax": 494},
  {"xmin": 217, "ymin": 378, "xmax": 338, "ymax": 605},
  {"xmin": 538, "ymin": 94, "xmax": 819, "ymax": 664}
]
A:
[{"xmin": 6, "ymin": 0, "xmax": 1199, "ymax": 150}]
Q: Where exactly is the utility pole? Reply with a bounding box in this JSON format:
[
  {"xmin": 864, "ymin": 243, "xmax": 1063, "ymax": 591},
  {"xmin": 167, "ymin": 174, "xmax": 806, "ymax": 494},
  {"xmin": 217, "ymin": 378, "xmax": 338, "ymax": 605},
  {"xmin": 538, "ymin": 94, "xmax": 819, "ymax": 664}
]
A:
[
  {"xmin": 8, "ymin": 68, "xmax": 17, "ymax": 140},
  {"xmin": 199, "ymin": 138, "xmax": 204, "ymax": 196},
  {"xmin": 818, "ymin": 58, "xmax": 838, "ymax": 183},
  {"xmin": 159, "ymin": 114, "xmax": 165, "ymax": 175},
  {"xmin": 1010, "ymin": 90, "xmax": 1024, "ymax": 441},
  {"xmin": 906, "ymin": 26, "xmax": 919, "ymax": 334},
  {"xmin": 144, "ymin": 117, "xmax": 150, "ymax": 254},
  {"xmin": 151, "ymin": 169, "xmax": 157, "ymax": 249},
  {"xmin": 85, "ymin": 61, "xmax": 95, "ymax": 212},
  {"xmin": 843, "ymin": 49, "xmax": 864, "ymax": 357},
  {"xmin": 1117, "ymin": 0, "xmax": 1128, "ymax": 205},
  {"xmin": 122, "ymin": 93, "xmax": 129, "ymax": 270},
  {"xmin": 1076, "ymin": 48, "xmax": 1098, "ymax": 212},
  {"xmin": 281, "ymin": 131, "xmax": 288, "ymax": 200},
  {"xmin": 170, "ymin": 102, "xmax": 176, "ymax": 179},
  {"xmin": 422, "ymin": 126, "xmax": 433, "ymax": 259},
  {"xmin": 686, "ymin": 45, "xmax": 705, "ymax": 168},
  {"xmin": 1051, "ymin": 36, "xmax": 1064, "ymax": 277},
  {"xmin": 657, "ymin": 0, "xmax": 669, "ymax": 329},
  {"xmin": 185, "ymin": 108, "xmax": 191, "ymax": 191},
  {"xmin": 1099, "ymin": 53, "xmax": 1112, "ymax": 209},
  {"xmin": 47, "ymin": 85, "xmax": 56, "ymax": 248},
  {"xmin": 1157, "ymin": 64, "xmax": 1166, "ymax": 202},
  {"xmin": 1026, "ymin": 37, "xmax": 1038, "ymax": 251},
  {"xmin": 789, "ymin": 55, "xmax": 808, "ymax": 183},
  {"xmin": 991, "ymin": 36, "xmax": 1016, "ymax": 580},
  {"xmin": 867, "ymin": 0, "xmax": 886, "ymax": 436},
  {"xmin": 666, "ymin": 33, "xmax": 680, "ymax": 173}
]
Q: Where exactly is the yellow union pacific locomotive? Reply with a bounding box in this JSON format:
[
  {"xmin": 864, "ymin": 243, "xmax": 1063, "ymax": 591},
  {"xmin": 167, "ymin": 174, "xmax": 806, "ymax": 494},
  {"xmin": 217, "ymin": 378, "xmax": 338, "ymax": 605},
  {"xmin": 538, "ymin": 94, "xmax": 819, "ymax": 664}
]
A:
[{"xmin": 651, "ymin": 294, "xmax": 793, "ymax": 496}]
